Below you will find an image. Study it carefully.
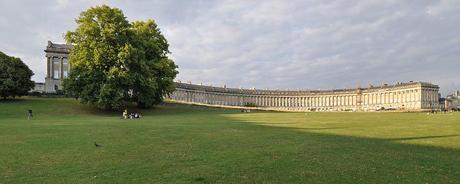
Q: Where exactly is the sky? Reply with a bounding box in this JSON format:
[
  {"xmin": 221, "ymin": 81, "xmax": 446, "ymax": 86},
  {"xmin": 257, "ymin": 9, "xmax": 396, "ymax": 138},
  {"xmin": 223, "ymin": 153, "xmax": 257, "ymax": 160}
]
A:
[{"xmin": 0, "ymin": 0, "xmax": 459, "ymax": 95}]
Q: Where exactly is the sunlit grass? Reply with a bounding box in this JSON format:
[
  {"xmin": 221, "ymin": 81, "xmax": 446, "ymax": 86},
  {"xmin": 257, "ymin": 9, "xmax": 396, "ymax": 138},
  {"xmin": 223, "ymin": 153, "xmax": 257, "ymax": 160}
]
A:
[{"xmin": 0, "ymin": 97, "xmax": 459, "ymax": 183}]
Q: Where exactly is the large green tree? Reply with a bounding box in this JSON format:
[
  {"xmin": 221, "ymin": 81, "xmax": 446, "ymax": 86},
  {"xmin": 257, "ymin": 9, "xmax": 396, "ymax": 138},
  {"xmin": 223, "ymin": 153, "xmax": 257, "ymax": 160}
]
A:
[
  {"xmin": 63, "ymin": 5, "xmax": 178, "ymax": 110},
  {"xmin": 0, "ymin": 51, "xmax": 35, "ymax": 99}
]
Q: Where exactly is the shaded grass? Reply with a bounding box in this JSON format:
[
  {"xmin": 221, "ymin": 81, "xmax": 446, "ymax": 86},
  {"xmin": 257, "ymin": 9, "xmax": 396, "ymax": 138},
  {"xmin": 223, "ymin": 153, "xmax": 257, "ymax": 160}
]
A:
[{"xmin": 0, "ymin": 97, "xmax": 459, "ymax": 183}]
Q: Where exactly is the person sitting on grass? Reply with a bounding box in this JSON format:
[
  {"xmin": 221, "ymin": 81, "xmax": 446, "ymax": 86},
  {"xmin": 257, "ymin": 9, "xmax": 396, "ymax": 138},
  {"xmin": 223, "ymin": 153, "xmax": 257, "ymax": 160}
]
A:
[
  {"xmin": 129, "ymin": 113, "xmax": 135, "ymax": 119},
  {"xmin": 134, "ymin": 112, "xmax": 141, "ymax": 119}
]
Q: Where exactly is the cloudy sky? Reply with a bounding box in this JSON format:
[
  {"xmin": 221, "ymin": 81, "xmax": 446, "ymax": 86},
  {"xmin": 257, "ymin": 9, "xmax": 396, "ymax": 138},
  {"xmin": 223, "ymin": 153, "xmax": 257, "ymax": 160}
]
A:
[{"xmin": 1, "ymin": 0, "xmax": 459, "ymax": 95}]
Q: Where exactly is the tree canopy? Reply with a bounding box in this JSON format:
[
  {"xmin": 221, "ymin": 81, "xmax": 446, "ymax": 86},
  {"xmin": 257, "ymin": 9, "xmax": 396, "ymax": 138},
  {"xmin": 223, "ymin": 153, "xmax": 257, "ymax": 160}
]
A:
[
  {"xmin": 0, "ymin": 51, "xmax": 35, "ymax": 99},
  {"xmin": 63, "ymin": 5, "xmax": 178, "ymax": 110}
]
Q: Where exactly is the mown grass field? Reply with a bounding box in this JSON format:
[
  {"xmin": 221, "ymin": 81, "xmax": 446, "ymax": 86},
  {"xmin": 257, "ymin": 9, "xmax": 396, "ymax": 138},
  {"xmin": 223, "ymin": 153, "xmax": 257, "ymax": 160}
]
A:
[{"xmin": 0, "ymin": 97, "xmax": 459, "ymax": 183}]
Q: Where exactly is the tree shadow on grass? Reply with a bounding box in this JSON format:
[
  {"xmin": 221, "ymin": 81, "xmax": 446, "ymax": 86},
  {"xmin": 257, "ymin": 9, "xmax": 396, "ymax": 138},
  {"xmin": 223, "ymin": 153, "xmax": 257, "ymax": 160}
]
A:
[
  {"xmin": 215, "ymin": 115, "xmax": 460, "ymax": 183},
  {"xmin": 385, "ymin": 134, "xmax": 460, "ymax": 141},
  {"xmin": 0, "ymin": 98, "xmax": 27, "ymax": 103}
]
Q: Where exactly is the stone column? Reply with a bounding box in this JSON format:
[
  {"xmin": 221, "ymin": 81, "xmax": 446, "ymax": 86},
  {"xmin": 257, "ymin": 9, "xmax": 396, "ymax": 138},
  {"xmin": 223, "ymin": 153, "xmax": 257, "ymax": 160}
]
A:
[
  {"xmin": 60, "ymin": 57, "xmax": 64, "ymax": 79},
  {"xmin": 46, "ymin": 57, "xmax": 50, "ymax": 78},
  {"xmin": 50, "ymin": 57, "xmax": 54, "ymax": 79}
]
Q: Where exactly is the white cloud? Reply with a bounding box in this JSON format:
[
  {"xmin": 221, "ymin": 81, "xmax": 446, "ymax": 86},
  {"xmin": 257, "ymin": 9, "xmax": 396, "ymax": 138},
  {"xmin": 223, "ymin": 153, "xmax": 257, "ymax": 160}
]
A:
[{"xmin": 0, "ymin": 0, "xmax": 459, "ymax": 95}]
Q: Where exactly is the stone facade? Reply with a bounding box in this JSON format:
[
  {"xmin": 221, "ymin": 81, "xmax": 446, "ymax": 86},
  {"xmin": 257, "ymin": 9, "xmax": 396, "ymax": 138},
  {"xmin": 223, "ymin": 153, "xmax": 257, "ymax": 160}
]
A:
[
  {"xmin": 37, "ymin": 41, "xmax": 440, "ymax": 111},
  {"xmin": 440, "ymin": 91, "xmax": 460, "ymax": 111},
  {"xmin": 43, "ymin": 41, "xmax": 71, "ymax": 93},
  {"xmin": 169, "ymin": 82, "xmax": 440, "ymax": 112}
]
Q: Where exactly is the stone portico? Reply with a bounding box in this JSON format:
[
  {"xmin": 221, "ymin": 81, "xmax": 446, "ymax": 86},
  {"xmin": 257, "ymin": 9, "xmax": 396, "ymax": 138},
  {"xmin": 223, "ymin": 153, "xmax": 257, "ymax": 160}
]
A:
[{"xmin": 44, "ymin": 41, "xmax": 71, "ymax": 92}]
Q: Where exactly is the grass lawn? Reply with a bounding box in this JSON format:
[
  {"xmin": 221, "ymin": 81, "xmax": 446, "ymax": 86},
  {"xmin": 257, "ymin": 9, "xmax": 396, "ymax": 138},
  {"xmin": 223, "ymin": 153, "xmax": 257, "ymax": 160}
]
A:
[{"xmin": 0, "ymin": 97, "xmax": 459, "ymax": 183}]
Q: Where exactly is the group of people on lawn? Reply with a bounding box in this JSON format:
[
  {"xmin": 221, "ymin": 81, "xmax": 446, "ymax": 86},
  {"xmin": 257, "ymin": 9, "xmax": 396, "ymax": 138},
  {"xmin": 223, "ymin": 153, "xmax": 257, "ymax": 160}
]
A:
[{"xmin": 122, "ymin": 109, "xmax": 141, "ymax": 119}]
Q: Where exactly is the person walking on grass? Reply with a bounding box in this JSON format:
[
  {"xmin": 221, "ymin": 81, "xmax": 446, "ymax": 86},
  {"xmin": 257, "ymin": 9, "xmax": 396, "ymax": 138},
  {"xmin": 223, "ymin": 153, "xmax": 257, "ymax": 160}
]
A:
[
  {"xmin": 27, "ymin": 109, "xmax": 33, "ymax": 120},
  {"xmin": 123, "ymin": 109, "xmax": 128, "ymax": 119}
]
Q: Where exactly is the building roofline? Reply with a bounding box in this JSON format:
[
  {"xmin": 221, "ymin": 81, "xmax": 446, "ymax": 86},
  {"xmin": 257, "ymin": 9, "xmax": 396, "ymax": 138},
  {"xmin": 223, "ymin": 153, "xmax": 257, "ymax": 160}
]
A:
[
  {"xmin": 44, "ymin": 40, "xmax": 72, "ymax": 54},
  {"xmin": 175, "ymin": 81, "xmax": 439, "ymax": 95}
]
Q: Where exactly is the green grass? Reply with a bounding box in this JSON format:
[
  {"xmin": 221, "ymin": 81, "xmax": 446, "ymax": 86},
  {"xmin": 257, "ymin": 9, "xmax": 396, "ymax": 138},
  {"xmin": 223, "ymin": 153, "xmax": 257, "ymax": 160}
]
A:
[{"xmin": 0, "ymin": 97, "xmax": 459, "ymax": 183}]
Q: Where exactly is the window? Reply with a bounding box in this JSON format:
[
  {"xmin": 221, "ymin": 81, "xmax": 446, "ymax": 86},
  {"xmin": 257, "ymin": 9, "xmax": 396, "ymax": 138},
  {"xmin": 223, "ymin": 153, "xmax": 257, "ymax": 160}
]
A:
[
  {"xmin": 53, "ymin": 57, "xmax": 60, "ymax": 79},
  {"xmin": 63, "ymin": 58, "xmax": 68, "ymax": 78}
]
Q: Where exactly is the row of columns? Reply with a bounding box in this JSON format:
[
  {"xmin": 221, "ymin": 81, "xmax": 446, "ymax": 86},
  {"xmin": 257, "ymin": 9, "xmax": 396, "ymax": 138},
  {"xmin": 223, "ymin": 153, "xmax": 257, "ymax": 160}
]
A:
[
  {"xmin": 171, "ymin": 89, "xmax": 361, "ymax": 108},
  {"xmin": 362, "ymin": 89, "xmax": 421, "ymax": 105},
  {"xmin": 46, "ymin": 56, "xmax": 68, "ymax": 80},
  {"xmin": 169, "ymin": 87, "xmax": 438, "ymax": 110},
  {"xmin": 421, "ymin": 88, "xmax": 440, "ymax": 108}
]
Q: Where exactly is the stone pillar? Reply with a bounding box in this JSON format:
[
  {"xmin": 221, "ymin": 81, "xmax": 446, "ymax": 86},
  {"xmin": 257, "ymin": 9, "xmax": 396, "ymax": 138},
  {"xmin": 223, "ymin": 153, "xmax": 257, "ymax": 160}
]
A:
[
  {"xmin": 50, "ymin": 57, "xmax": 54, "ymax": 79},
  {"xmin": 46, "ymin": 57, "xmax": 50, "ymax": 78},
  {"xmin": 60, "ymin": 57, "xmax": 64, "ymax": 79}
]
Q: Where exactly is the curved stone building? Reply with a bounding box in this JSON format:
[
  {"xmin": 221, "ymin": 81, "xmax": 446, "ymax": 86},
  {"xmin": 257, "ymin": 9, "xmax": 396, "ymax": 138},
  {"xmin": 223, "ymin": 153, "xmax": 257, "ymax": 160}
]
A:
[
  {"xmin": 37, "ymin": 41, "xmax": 440, "ymax": 111},
  {"xmin": 170, "ymin": 82, "xmax": 440, "ymax": 112}
]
